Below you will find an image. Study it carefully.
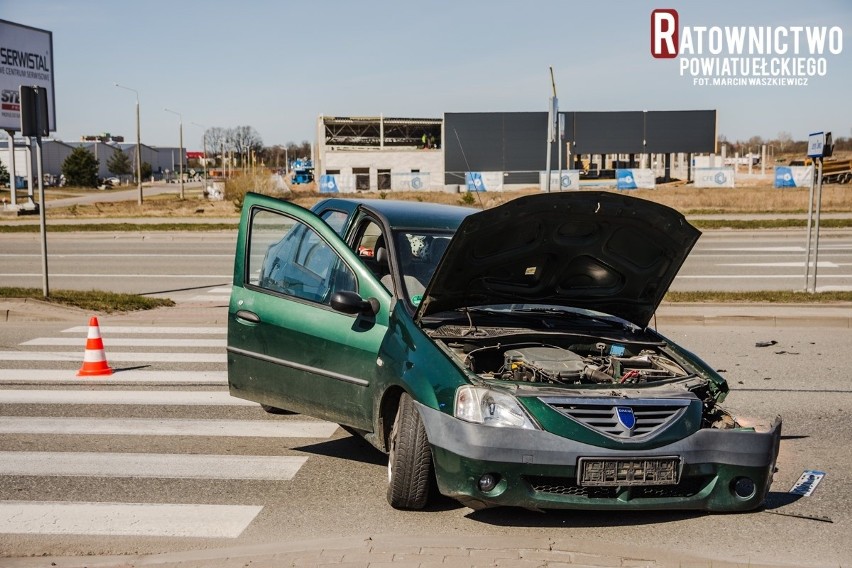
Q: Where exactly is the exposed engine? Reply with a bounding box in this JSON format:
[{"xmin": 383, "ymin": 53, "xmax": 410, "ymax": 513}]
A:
[{"xmin": 449, "ymin": 342, "xmax": 689, "ymax": 385}]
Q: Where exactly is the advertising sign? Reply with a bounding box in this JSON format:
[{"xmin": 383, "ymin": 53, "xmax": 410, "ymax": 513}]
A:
[
  {"xmin": 392, "ymin": 172, "xmax": 430, "ymax": 191},
  {"xmin": 465, "ymin": 172, "xmax": 486, "ymax": 192},
  {"xmin": 318, "ymin": 174, "xmax": 339, "ymax": 193},
  {"xmin": 616, "ymin": 169, "xmax": 656, "ymax": 190},
  {"xmin": 0, "ymin": 19, "xmax": 55, "ymax": 132},
  {"xmin": 774, "ymin": 166, "xmax": 814, "ymax": 188},
  {"xmin": 694, "ymin": 168, "xmax": 735, "ymax": 188}
]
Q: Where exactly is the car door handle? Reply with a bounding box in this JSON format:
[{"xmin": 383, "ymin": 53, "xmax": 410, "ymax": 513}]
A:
[{"xmin": 235, "ymin": 310, "xmax": 261, "ymax": 324}]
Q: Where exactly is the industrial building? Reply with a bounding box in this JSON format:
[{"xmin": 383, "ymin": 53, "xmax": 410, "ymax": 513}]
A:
[
  {"xmin": 316, "ymin": 110, "xmax": 717, "ymax": 192},
  {"xmin": 0, "ymin": 139, "xmax": 185, "ymax": 185}
]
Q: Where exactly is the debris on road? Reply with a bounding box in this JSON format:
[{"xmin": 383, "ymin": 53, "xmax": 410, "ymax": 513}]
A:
[
  {"xmin": 756, "ymin": 340, "xmax": 778, "ymax": 347},
  {"xmin": 765, "ymin": 510, "xmax": 833, "ymax": 523},
  {"xmin": 790, "ymin": 470, "xmax": 825, "ymax": 497}
]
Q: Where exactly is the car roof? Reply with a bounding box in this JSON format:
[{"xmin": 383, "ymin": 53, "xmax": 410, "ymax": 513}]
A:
[{"xmin": 313, "ymin": 198, "xmax": 476, "ymax": 231}]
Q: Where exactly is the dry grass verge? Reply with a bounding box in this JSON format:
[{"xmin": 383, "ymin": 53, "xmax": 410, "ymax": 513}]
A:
[
  {"xmin": 0, "ymin": 287, "xmax": 175, "ymax": 313},
  {"xmin": 17, "ymin": 181, "xmax": 852, "ymax": 220}
]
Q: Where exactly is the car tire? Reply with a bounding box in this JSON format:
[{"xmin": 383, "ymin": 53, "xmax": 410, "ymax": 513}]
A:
[{"xmin": 386, "ymin": 392, "xmax": 432, "ymax": 510}]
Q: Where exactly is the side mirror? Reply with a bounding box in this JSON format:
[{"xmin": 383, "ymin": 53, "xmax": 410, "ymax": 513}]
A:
[{"xmin": 330, "ymin": 291, "xmax": 379, "ymax": 316}]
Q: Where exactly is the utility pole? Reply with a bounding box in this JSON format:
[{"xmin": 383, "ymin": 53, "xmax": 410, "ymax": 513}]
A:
[
  {"xmin": 164, "ymin": 108, "xmax": 184, "ymax": 199},
  {"xmin": 545, "ymin": 67, "xmax": 558, "ymax": 192},
  {"xmin": 192, "ymin": 122, "xmax": 208, "ymax": 191},
  {"xmin": 114, "ymin": 83, "xmax": 143, "ymax": 205}
]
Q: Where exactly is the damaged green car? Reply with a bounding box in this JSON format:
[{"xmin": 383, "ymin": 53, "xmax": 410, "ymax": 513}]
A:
[{"xmin": 227, "ymin": 190, "xmax": 781, "ymax": 511}]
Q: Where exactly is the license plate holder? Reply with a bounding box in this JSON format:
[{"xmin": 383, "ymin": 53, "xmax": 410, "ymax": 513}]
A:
[{"xmin": 577, "ymin": 456, "xmax": 681, "ymax": 487}]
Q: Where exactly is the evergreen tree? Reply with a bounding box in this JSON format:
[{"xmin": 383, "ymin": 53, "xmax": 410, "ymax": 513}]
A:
[
  {"xmin": 107, "ymin": 149, "xmax": 133, "ymax": 177},
  {"xmin": 140, "ymin": 161, "xmax": 153, "ymax": 180},
  {"xmin": 61, "ymin": 147, "xmax": 99, "ymax": 187},
  {"xmin": 0, "ymin": 161, "xmax": 8, "ymax": 186}
]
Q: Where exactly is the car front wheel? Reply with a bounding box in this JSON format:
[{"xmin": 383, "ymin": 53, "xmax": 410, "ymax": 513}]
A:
[{"xmin": 386, "ymin": 393, "xmax": 432, "ymax": 509}]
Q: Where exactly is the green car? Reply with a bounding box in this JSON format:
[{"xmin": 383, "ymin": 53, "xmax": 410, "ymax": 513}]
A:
[{"xmin": 227, "ymin": 191, "xmax": 781, "ymax": 512}]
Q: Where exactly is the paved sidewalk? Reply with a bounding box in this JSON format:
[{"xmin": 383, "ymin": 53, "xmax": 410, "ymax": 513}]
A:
[{"xmin": 0, "ymin": 534, "xmax": 797, "ymax": 568}]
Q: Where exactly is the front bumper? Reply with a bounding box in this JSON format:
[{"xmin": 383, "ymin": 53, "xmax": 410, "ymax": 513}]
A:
[{"xmin": 416, "ymin": 402, "xmax": 782, "ymax": 512}]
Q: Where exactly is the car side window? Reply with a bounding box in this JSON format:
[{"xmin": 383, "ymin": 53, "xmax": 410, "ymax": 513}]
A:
[
  {"xmin": 249, "ymin": 208, "xmax": 356, "ymax": 305},
  {"xmin": 320, "ymin": 209, "xmax": 349, "ymax": 236}
]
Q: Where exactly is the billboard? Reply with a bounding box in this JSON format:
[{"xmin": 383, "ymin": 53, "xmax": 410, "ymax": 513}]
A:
[{"xmin": 0, "ymin": 19, "xmax": 55, "ymax": 132}]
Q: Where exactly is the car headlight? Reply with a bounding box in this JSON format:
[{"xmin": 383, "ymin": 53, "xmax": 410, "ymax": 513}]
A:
[{"xmin": 454, "ymin": 385, "xmax": 538, "ymax": 429}]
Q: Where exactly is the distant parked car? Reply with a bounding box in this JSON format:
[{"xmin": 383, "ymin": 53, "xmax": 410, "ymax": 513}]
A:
[
  {"xmin": 227, "ymin": 191, "xmax": 781, "ymax": 512},
  {"xmin": 97, "ymin": 177, "xmax": 121, "ymax": 190}
]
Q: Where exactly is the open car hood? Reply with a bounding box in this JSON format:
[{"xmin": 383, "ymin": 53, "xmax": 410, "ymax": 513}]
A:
[{"xmin": 414, "ymin": 191, "xmax": 700, "ymax": 328}]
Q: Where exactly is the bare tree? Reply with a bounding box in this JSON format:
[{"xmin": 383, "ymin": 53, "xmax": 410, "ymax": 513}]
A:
[
  {"xmin": 228, "ymin": 126, "xmax": 264, "ymax": 168},
  {"xmin": 204, "ymin": 127, "xmax": 231, "ymax": 169},
  {"xmin": 776, "ymin": 131, "xmax": 792, "ymax": 152}
]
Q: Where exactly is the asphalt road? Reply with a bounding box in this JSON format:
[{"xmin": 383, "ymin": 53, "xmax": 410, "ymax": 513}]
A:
[
  {"xmin": 0, "ymin": 318, "xmax": 849, "ymax": 567},
  {"xmin": 2, "ymin": 229, "xmax": 852, "ymax": 296}
]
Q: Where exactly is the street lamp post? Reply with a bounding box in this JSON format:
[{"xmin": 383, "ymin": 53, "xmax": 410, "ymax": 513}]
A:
[
  {"xmin": 191, "ymin": 122, "xmax": 208, "ymax": 192},
  {"xmin": 164, "ymin": 108, "xmax": 185, "ymax": 199},
  {"xmin": 114, "ymin": 83, "xmax": 143, "ymax": 205}
]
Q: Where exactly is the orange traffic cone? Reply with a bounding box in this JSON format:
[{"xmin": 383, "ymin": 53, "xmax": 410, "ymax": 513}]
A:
[{"xmin": 77, "ymin": 316, "xmax": 113, "ymax": 377}]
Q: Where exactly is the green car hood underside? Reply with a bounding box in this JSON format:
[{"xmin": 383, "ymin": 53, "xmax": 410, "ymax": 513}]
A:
[{"xmin": 415, "ymin": 191, "xmax": 701, "ymax": 328}]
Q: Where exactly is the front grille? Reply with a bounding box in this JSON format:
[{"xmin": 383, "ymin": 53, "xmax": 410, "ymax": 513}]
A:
[
  {"xmin": 541, "ymin": 397, "xmax": 691, "ymax": 440},
  {"xmin": 525, "ymin": 475, "xmax": 709, "ymax": 499}
]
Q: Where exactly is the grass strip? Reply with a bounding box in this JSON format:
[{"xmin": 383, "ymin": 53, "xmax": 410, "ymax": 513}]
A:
[
  {"xmin": 664, "ymin": 290, "xmax": 852, "ymax": 303},
  {"xmin": 0, "ymin": 287, "xmax": 175, "ymax": 313}
]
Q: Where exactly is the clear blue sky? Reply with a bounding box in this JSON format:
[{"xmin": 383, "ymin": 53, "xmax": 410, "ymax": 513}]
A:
[{"xmin": 2, "ymin": 0, "xmax": 850, "ymax": 151}]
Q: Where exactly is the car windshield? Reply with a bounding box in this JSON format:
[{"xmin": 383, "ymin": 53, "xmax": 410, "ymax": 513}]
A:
[{"xmin": 392, "ymin": 230, "xmax": 453, "ymax": 306}]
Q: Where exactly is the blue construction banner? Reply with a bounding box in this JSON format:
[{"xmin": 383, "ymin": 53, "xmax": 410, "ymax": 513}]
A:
[
  {"xmin": 318, "ymin": 174, "xmax": 339, "ymax": 193},
  {"xmin": 616, "ymin": 169, "xmax": 655, "ymax": 190},
  {"xmin": 465, "ymin": 172, "xmax": 487, "ymax": 192},
  {"xmin": 774, "ymin": 166, "xmax": 813, "ymax": 188}
]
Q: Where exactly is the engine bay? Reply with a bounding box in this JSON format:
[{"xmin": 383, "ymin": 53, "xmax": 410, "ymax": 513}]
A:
[{"xmin": 442, "ymin": 337, "xmax": 691, "ymax": 386}]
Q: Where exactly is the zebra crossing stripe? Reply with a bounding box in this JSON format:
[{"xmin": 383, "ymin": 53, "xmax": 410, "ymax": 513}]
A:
[
  {"xmin": 0, "ymin": 417, "xmax": 339, "ymax": 438},
  {"xmin": 62, "ymin": 326, "xmax": 225, "ymax": 335},
  {"xmin": 0, "ymin": 351, "xmax": 226, "ymax": 363},
  {"xmin": 0, "ymin": 452, "xmax": 307, "ymax": 480},
  {"xmin": 21, "ymin": 338, "xmax": 226, "ymax": 347},
  {"xmin": 187, "ymin": 295, "xmax": 231, "ymax": 302},
  {"xmin": 0, "ymin": 502, "xmax": 262, "ymax": 537},
  {"xmin": 0, "ymin": 390, "xmax": 253, "ymax": 406},
  {"xmin": 0, "ymin": 369, "xmax": 226, "ymax": 384}
]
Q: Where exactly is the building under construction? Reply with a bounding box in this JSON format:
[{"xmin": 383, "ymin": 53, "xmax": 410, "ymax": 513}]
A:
[{"xmin": 315, "ymin": 110, "xmax": 717, "ymax": 192}]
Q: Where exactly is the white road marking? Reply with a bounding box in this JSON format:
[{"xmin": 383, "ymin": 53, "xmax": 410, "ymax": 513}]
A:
[
  {"xmin": 186, "ymin": 295, "xmax": 231, "ymax": 302},
  {"xmin": 21, "ymin": 337, "xmax": 226, "ymax": 347},
  {"xmin": 208, "ymin": 287, "xmax": 233, "ymax": 294},
  {"xmin": 0, "ymin": 502, "xmax": 261, "ymax": 537},
  {"xmin": 0, "ymin": 351, "xmax": 226, "ymax": 362},
  {"xmin": 677, "ymin": 274, "xmax": 852, "ymax": 279},
  {"xmin": 0, "ymin": 253, "xmax": 232, "ymax": 258},
  {"xmin": 0, "ymin": 369, "xmax": 226, "ymax": 384},
  {"xmin": 716, "ymin": 261, "xmax": 840, "ymax": 268},
  {"xmin": 0, "ymin": 452, "xmax": 307, "ymax": 480},
  {"xmin": 62, "ymin": 326, "xmax": 225, "ymax": 335},
  {"xmin": 0, "ymin": 417, "xmax": 338, "ymax": 438},
  {"xmin": 0, "ymin": 273, "xmax": 231, "ymax": 279},
  {"xmin": 0, "ymin": 390, "xmax": 252, "ymax": 406},
  {"xmin": 698, "ymin": 246, "xmax": 806, "ymax": 252}
]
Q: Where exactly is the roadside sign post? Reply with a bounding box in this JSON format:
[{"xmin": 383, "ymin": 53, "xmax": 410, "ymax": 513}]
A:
[
  {"xmin": 4, "ymin": 129, "xmax": 17, "ymax": 208},
  {"xmin": 20, "ymin": 85, "xmax": 50, "ymax": 297},
  {"xmin": 804, "ymin": 131, "xmax": 828, "ymax": 294}
]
